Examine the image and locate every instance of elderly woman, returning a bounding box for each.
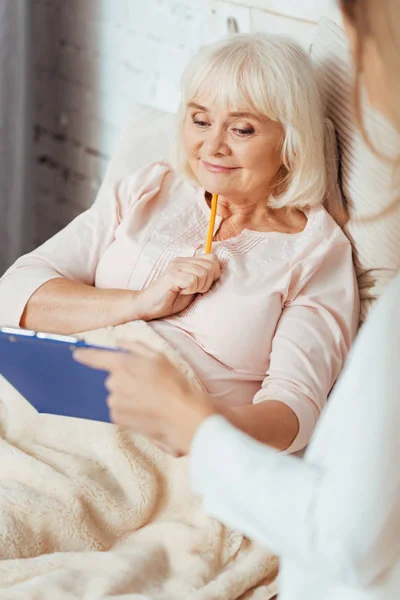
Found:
[0,33,358,453]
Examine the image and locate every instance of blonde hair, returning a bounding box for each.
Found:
[340,0,400,219]
[172,33,327,210]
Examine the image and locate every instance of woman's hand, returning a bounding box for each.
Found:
[74,340,216,454]
[138,254,220,321]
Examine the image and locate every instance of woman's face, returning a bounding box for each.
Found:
[183,98,284,200]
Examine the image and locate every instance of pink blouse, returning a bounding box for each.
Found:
[0,162,359,452]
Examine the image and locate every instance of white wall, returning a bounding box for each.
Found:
[32,0,338,246]
[210,0,339,46]
[32,0,208,245]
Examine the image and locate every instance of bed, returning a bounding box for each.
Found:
[0,7,399,599]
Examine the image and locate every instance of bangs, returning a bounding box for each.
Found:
[182,43,278,121]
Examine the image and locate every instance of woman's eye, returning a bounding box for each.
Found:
[193,119,209,128]
[233,127,255,137]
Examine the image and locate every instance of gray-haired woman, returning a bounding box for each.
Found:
[0,34,358,455]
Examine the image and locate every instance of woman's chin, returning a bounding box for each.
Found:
[197,174,236,196]
[205,185,233,196]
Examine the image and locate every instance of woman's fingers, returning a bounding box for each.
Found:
[74,348,127,371]
[74,342,156,380]
[173,254,220,279]
[115,338,158,359]
[169,254,221,294]
[108,389,166,426]
[181,258,218,293]
[177,264,208,293]
[142,253,221,318]
[105,371,133,394]
[169,270,201,295]
[109,403,172,443]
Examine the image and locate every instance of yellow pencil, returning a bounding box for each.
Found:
[205,194,218,254]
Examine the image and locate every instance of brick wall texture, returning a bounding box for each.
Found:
[32,0,208,246]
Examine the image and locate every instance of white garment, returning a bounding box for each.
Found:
[190,272,400,599]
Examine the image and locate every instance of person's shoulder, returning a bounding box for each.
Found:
[116,161,180,211]
[291,204,355,291]
[116,161,201,221]
[311,204,352,248]
[119,160,175,193]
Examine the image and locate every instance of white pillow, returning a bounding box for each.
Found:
[97,104,175,197]
[311,17,400,320]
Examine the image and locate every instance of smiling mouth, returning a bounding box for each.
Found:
[202,160,240,173]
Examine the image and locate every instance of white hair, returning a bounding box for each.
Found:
[172,33,327,209]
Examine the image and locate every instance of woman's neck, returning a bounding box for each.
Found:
[206,191,270,223]
[204,192,308,238]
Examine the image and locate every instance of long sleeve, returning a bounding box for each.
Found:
[253,241,359,452]
[190,274,400,589]
[0,162,167,327]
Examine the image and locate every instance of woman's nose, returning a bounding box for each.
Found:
[204,128,230,156]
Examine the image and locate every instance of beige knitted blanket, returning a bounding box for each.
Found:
[0,321,278,599]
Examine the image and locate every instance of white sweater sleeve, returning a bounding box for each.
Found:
[190,275,400,589]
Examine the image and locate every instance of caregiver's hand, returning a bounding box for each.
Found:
[74,340,216,454]
[138,254,220,320]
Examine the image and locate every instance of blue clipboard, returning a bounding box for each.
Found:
[0,327,121,422]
